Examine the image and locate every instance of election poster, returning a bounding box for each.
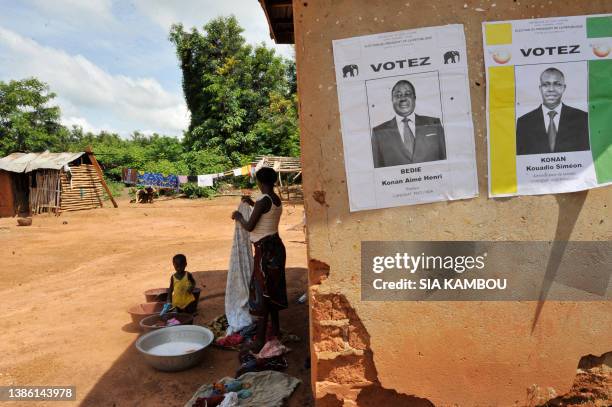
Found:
[332,25,478,212]
[483,14,612,197]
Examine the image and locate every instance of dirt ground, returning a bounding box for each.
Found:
[0,194,312,407]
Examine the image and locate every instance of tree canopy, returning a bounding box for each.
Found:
[0,78,67,156]
[0,16,299,180]
[169,16,299,164]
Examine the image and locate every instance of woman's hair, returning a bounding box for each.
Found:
[256,167,277,186]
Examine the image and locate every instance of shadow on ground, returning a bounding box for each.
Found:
[81,267,312,407]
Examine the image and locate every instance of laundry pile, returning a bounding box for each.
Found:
[207,314,300,351]
[235,339,291,377]
[215,324,257,348]
[184,371,301,407]
[192,379,252,407]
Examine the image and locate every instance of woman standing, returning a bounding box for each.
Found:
[231,167,287,352]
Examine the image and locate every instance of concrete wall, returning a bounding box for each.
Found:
[293,0,612,405]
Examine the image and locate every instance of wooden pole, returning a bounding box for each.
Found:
[85,147,118,208]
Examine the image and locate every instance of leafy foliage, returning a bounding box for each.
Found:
[181,183,216,199]
[0,17,300,191]
[169,16,299,162]
[103,178,124,200]
[0,78,68,156]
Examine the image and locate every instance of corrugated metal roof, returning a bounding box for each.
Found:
[0,151,85,173]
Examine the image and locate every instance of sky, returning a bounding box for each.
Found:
[0,0,294,138]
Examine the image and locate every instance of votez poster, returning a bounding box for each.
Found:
[332,25,478,212]
[483,14,612,197]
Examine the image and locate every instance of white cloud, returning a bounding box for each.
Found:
[0,26,189,136]
[132,0,294,59]
[61,116,109,134]
[27,0,115,27]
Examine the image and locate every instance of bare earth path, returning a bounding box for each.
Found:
[0,195,312,406]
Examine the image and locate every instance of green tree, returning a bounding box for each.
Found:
[169,16,300,162]
[0,78,67,156]
[169,16,248,152]
[248,92,300,157]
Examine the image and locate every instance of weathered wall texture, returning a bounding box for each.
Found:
[0,171,15,218]
[294,0,612,405]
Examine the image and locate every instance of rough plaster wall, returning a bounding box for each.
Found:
[294,0,612,405]
[0,171,15,218]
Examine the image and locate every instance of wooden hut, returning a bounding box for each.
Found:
[254,156,302,200]
[0,151,116,216]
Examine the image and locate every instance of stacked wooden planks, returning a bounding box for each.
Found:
[30,170,61,215]
[60,164,104,212]
[253,156,302,201]
[254,156,301,173]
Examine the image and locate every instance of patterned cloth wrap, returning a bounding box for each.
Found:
[137,172,179,190]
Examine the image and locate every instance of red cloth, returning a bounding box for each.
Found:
[215,332,244,347]
[254,338,289,359]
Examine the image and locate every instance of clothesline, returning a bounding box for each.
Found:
[123,156,301,189]
[195,164,254,187]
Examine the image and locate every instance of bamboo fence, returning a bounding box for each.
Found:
[29,170,61,215]
[59,164,104,212]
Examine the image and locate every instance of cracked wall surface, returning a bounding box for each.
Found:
[294,0,612,405]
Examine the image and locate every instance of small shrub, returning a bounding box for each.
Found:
[181,183,216,199]
[103,179,124,200]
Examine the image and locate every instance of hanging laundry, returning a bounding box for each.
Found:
[232,168,241,177]
[197,174,215,187]
[178,175,188,184]
[137,172,179,190]
[240,165,250,176]
[122,168,138,185]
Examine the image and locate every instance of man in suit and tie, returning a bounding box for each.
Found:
[371,79,446,168]
[516,67,590,155]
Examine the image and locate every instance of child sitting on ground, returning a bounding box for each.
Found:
[166,254,198,314]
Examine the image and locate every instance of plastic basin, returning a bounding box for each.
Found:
[144,288,168,303]
[127,302,164,325]
[139,312,194,333]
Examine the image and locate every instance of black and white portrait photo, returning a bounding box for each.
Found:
[368,75,447,168]
[333,24,477,210]
[515,64,590,155]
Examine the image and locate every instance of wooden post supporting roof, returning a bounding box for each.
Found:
[85,147,118,208]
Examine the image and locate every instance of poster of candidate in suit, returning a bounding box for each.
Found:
[483,14,612,198]
[369,75,446,168]
[333,24,478,211]
[515,64,590,155]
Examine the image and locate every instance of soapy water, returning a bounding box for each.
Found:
[148,341,204,356]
